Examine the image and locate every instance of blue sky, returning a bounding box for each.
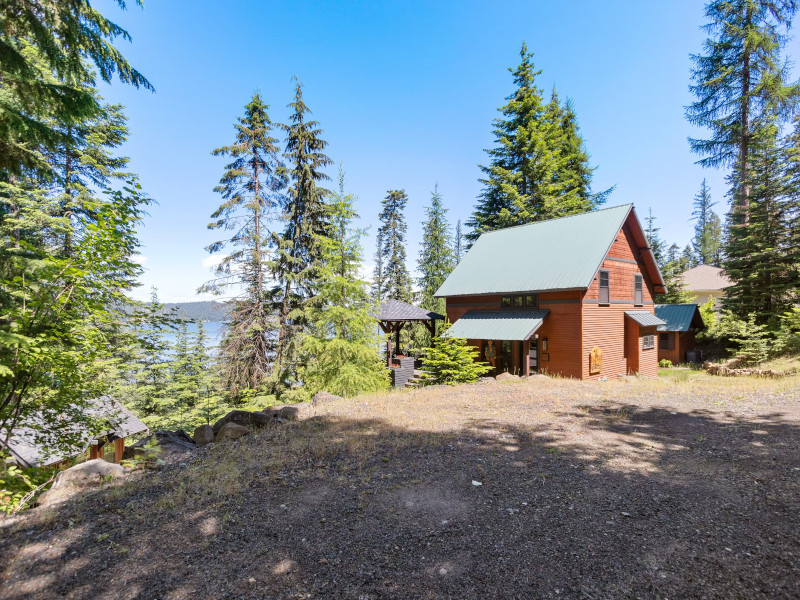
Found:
[95,1,800,302]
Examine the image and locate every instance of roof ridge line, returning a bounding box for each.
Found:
[478,203,634,237]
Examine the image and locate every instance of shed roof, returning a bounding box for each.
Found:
[376,299,444,322]
[1,396,148,468]
[679,265,732,292]
[655,304,705,332]
[445,310,549,341]
[624,311,666,328]
[435,204,666,297]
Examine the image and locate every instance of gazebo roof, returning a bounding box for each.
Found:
[376,299,444,322]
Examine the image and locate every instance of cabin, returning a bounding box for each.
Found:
[654,303,705,364]
[679,265,732,309]
[435,204,667,379]
[1,396,148,469]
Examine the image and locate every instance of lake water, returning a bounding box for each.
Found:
[161,321,225,350]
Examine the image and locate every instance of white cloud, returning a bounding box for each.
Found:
[202,253,225,268]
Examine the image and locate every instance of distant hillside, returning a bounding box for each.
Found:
[161,301,230,321]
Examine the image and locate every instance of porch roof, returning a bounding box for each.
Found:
[445,309,550,341]
[654,304,705,332]
[624,310,666,328]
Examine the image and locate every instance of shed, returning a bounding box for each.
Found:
[1,396,148,468]
[654,304,705,364]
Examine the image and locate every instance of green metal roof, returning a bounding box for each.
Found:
[445,310,549,341]
[624,311,666,328]
[435,204,634,297]
[655,304,704,332]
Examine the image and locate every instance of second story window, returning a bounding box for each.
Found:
[599,269,610,304]
[634,274,643,306]
[500,294,539,310]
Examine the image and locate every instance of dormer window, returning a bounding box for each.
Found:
[500,294,539,310]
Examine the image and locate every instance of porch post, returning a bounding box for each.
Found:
[395,324,401,356]
[114,438,125,464]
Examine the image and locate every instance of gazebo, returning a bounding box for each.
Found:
[375,299,445,367]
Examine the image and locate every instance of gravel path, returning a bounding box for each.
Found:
[1,375,799,599]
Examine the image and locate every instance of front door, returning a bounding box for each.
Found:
[528,338,539,373]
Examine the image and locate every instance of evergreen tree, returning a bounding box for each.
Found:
[271,81,332,393]
[417,185,454,320]
[375,189,412,302]
[687,0,799,221]
[644,208,666,266]
[201,93,285,396]
[658,244,697,304]
[724,118,797,322]
[372,228,385,302]
[0,1,152,176]
[299,170,387,398]
[420,326,492,385]
[467,43,605,242]
[690,179,724,266]
[454,219,464,263]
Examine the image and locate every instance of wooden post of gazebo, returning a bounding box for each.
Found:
[375,299,445,373]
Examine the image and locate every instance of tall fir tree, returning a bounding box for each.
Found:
[417,185,454,320]
[454,219,464,264]
[201,93,285,397]
[687,0,799,222]
[270,80,332,393]
[299,170,387,398]
[690,179,724,266]
[375,189,412,302]
[467,43,606,242]
[644,207,666,266]
[724,118,798,322]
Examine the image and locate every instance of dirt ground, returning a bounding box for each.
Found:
[2,374,799,599]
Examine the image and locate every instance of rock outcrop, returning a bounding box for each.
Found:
[37,459,127,507]
[193,424,215,446]
[215,422,251,442]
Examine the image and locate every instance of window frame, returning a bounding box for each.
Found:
[634,274,643,306]
[642,334,656,350]
[659,332,674,351]
[598,269,610,305]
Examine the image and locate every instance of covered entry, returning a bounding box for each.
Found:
[446,310,550,376]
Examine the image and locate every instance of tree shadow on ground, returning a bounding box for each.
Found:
[2,401,799,599]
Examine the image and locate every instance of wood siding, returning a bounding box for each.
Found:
[585,223,655,304]
[658,331,697,364]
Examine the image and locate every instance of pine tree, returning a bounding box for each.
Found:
[467,43,605,242]
[299,170,387,398]
[375,189,412,302]
[0,1,152,176]
[270,80,332,393]
[417,185,454,319]
[725,118,797,322]
[420,326,492,385]
[372,228,385,302]
[454,219,464,263]
[687,0,799,222]
[201,93,285,396]
[644,208,666,266]
[690,179,724,265]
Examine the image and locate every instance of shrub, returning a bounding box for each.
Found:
[719,312,771,365]
[420,327,492,385]
[659,359,673,368]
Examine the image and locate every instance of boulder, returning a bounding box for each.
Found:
[37,459,127,507]
[212,410,274,435]
[312,391,343,407]
[274,403,312,421]
[193,424,215,447]
[123,429,197,461]
[495,372,520,382]
[215,422,251,442]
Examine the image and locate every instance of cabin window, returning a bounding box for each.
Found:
[659,332,674,350]
[599,269,610,304]
[524,294,538,308]
[642,334,655,350]
[513,295,523,308]
[634,274,643,306]
[501,296,512,309]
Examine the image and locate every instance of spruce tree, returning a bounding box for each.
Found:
[0,1,152,176]
[687,0,799,221]
[270,81,332,393]
[375,189,412,302]
[299,170,387,398]
[417,185,454,320]
[454,219,464,264]
[690,179,724,266]
[201,93,285,397]
[644,208,666,266]
[725,118,797,323]
[467,43,605,242]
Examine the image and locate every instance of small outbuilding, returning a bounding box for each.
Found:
[654,304,705,364]
[1,396,148,469]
